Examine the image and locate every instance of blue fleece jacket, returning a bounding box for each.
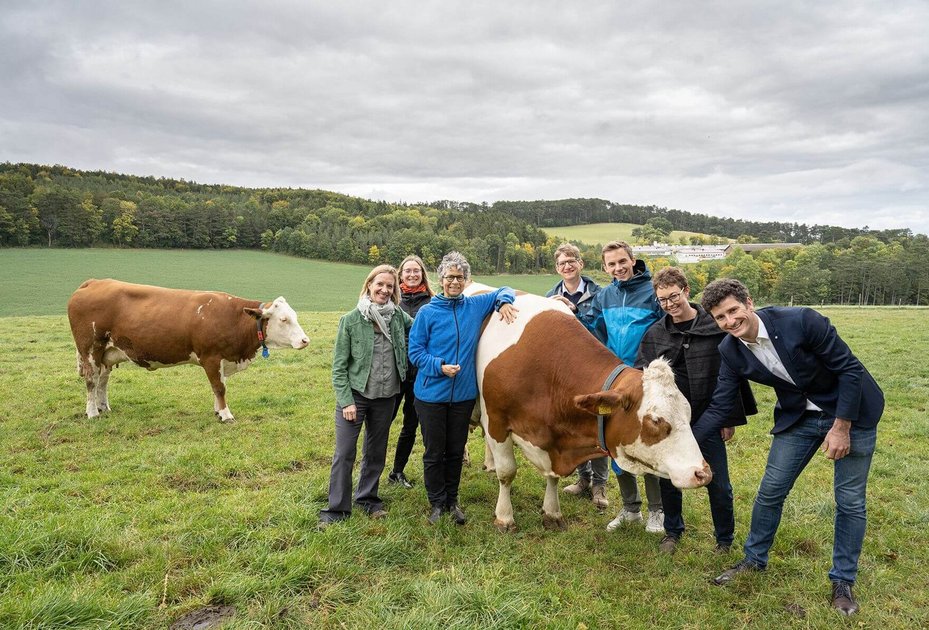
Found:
[580,260,662,365]
[409,286,516,403]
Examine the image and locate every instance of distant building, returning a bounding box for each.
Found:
[633,242,803,263]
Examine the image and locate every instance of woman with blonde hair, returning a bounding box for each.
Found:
[320,264,414,527]
[386,255,435,489]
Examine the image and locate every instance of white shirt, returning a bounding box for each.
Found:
[740,316,821,411]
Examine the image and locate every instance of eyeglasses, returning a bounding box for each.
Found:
[656,292,683,306]
[443,275,465,283]
[556,258,579,268]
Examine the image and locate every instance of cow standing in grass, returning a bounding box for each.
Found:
[470,285,711,532]
[67,278,309,421]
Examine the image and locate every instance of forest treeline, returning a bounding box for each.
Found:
[1,162,927,305]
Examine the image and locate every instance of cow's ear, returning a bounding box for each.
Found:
[574,391,623,416]
[614,378,642,411]
[244,306,263,319]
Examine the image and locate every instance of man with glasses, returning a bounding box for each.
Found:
[581,240,665,534]
[635,267,756,555]
[694,278,883,616]
[546,243,608,509]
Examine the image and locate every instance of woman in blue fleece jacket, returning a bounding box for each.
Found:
[408,251,517,525]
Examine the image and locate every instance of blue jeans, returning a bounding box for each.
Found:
[661,429,734,545]
[743,412,877,584]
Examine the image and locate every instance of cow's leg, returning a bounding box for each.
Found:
[490,436,518,533]
[541,476,567,531]
[94,366,112,413]
[202,358,234,422]
[483,431,496,472]
[78,349,102,418]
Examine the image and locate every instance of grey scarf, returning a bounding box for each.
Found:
[357,294,396,343]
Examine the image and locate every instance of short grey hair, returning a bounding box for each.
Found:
[437,251,471,280]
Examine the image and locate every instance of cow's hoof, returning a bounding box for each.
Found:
[493,519,517,533]
[542,514,567,531]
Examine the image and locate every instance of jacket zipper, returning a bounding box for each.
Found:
[448,299,460,403]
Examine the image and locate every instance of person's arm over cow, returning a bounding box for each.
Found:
[467,285,518,323]
[691,358,743,445]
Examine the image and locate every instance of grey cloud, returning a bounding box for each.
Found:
[1,1,927,233]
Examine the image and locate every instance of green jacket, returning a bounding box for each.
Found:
[332,307,414,408]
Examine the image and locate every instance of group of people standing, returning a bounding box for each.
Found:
[320,240,882,617]
[549,239,882,616]
[320,252,516,529]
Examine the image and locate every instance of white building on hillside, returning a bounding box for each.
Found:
[632,242,802,263]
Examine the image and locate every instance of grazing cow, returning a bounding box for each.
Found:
[67,279,310,421]
[474,290,711,532]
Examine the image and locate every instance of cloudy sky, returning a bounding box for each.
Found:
[2,1,927,234]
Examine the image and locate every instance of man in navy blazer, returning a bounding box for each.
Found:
[692,279,882,616]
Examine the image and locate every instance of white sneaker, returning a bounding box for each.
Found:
[606,509,643,532]
[645,509,665,534]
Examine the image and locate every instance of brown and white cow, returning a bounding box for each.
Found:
[67,279,310,421]
[472,286,711,532]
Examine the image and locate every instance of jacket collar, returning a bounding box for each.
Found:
[661,303,720,336]
[610,260,651,289]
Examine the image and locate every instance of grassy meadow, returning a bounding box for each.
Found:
[543,223,727,247]
[1,248,928,628]
[0,249,562,317]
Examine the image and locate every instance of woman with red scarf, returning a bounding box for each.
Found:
[386,255,435,489]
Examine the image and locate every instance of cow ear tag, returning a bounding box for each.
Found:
[598,404,612,415]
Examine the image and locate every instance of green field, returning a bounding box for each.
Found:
[1,249,927,628]
[0,249,564,317]
[544,222,728,246]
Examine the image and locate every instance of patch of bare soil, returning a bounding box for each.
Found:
[169,605,236,630]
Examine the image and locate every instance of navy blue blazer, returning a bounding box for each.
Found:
[691,306,883,444]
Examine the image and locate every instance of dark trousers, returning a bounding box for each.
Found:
[415,398,475,508]
[660,429,734,545]
[319,392,395,523]
[390,379,420,475]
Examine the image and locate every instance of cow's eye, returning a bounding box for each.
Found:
[280,316,288,323]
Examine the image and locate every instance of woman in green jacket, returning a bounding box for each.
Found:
[319,264,413,527]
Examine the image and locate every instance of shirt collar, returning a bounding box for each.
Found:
[740,314,768,348]
[562,277,585,296]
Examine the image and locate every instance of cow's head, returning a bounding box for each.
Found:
[245,297,310,349]
[574,359,711,489]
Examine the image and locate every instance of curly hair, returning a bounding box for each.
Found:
[437,251,471,281]
[700,278,750,312]
[653,266,689,291]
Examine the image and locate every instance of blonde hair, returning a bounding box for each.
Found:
[398,255,435,296]
[601,240,635,263]
[554,242,581,261]
[360,264,401,304]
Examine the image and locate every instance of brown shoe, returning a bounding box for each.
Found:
[448,504,467,525]
[831,581,859,616]
[712,559,764,585]
[563,477,590,496]
[591,484,610,509]
[658,535,679,554]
